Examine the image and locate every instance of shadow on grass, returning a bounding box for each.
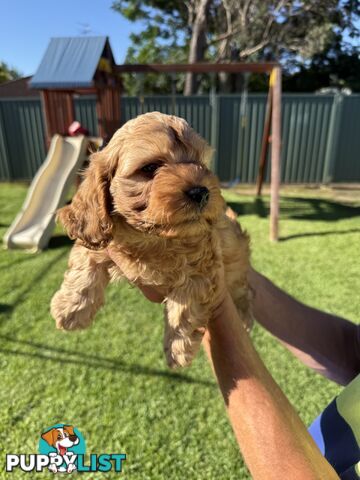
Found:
[0,250,66,318]
[48,235,73,249]
[227,196,360,222]
[280,228,360,242]
[227,197,269,218]
[0,254,37,272]
[227,196,360,241]
[0,304,13,314]
[281,197,360,221]
[0,335,215,387]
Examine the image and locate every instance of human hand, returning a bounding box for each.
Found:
[107,246,164,303]
[107,243,229,320]
[134,284,164,303]
[107,245,227,316]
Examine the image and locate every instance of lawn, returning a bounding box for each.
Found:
[0,183,359,479]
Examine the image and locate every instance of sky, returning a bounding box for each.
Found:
[1,1,359,77]
[0,0,144,76]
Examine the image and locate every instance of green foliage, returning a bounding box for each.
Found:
[0,61,21,84]
[112,0,360,93]
[283,37,360,92]
[113,1,188,94]
[1,183,358,478]
[123,36,187,95]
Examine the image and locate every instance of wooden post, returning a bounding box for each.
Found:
[40,90,75,147]
[96,88,105,139]
[65,91,75,129]
[40,90,52,148]
[256,79,273,196]
[270,66,281,242]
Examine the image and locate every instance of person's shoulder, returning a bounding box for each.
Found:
[336,373,360,427]
[309,373,360,478]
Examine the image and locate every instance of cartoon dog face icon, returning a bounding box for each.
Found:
[41,425,79,473]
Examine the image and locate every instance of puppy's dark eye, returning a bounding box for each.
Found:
[141,163,161,177]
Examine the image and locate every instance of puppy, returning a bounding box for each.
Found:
[51,112,252,368]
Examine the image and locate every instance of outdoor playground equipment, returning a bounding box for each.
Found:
[29,36,121,146]
[4,36,119,251]
[31,36,281,241]
[116,62,282,241]
[4,36,282,248]
[4,135,89,251]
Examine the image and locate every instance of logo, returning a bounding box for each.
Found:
[6,423,126,474]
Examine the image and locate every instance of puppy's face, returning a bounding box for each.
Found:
[59,112,224,248]
[110,113,224,237]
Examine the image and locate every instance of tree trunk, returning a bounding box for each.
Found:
[218,43,244,93]
[184,0,210,96]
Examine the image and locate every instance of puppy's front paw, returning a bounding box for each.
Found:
[50,290,95,331]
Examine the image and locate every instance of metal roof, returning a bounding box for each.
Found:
[30,36,109,89]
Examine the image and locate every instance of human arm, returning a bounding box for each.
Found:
[137,265,360,384]
[249,268,360,386]
[106,247,339,478]
[203,292,339,480]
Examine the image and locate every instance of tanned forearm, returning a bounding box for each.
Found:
[249,269,360,385]
[203,293,339,480]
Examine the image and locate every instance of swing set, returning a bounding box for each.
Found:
[116,62,282,241]
[32,37,281,241]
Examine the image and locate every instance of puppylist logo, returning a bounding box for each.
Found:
[6,424,126,474]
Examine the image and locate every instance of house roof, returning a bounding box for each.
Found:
[0,76,39,98]
[30,36,111,89]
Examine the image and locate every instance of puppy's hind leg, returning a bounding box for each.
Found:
[164,299,208,368]
[51,243,112,331]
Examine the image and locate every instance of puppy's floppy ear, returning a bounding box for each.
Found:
[58,150,117,250]
[41,428,57,447]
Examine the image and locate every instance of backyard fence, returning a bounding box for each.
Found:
[0,94,359,183]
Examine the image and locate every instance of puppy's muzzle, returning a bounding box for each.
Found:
[186,186,209,209]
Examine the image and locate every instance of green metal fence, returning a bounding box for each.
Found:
[333,95,360,182]
[0,98,46,180]
[1,94,359,183]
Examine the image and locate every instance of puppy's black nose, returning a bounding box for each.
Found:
[186,186,209,207]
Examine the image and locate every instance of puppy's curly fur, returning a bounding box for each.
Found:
[51,112,252,368]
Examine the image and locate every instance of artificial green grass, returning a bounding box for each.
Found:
[0,183,359,479]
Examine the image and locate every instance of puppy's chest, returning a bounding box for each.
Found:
[111,237,220,289]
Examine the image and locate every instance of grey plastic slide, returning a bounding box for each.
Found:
[4,135,88,251]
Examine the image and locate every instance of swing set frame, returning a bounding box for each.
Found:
[116,62,281,241]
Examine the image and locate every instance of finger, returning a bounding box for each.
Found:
[107,246,122,266]
[107,247,164,303]
[136,284,164,303]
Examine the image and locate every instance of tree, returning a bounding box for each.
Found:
[0,62,21,84]
[112,0,360,94]
[183,0,211,94]
[112,1,188,95]
[283,37,360,92]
